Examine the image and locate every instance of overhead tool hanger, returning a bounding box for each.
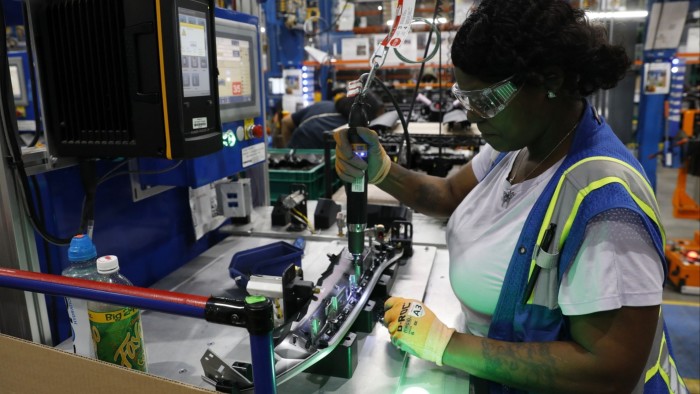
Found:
[344,0,441,264]
[345,0,442,173]
[348,0,441,99]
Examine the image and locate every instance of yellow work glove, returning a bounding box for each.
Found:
[384,297,455,366]
[333,127,391,185]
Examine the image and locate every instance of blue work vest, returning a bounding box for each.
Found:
[472,102,687,394]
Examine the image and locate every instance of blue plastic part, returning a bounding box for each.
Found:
[68,234,97,262]
[229,241,303,288]
[293,237,306,251]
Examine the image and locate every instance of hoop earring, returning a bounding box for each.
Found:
[547,91,557,99]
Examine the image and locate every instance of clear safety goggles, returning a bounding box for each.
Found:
[451,76,522,119]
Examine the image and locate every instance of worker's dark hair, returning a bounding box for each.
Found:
[451,0,631,96]
[335,91,385,120]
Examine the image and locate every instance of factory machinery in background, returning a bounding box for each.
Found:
[264,0,482,180]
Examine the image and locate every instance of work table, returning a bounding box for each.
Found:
[57,202,468,393]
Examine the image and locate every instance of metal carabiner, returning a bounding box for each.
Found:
[361,44,389,94]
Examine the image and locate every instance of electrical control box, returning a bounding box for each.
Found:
[27,0,221,159]
[137,8,267,188]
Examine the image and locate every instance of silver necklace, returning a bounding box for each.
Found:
[501,122,579,208]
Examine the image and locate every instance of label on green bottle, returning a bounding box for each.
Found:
[88,306,147,371]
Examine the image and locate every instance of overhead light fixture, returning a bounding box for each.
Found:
[586,10,648,19]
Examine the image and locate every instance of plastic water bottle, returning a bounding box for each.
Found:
[61,234,98,357]
[88,255,147,372]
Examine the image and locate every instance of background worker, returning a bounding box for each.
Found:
[277,90,384,149]
[334,0,687,392]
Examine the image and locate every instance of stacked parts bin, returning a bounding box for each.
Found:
[268,149,341,204]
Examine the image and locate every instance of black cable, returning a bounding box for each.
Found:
[362,75,410,164]
[77,159,182,234]
[78,159,97,234]
[437,12,444,160]
[98,159,183,185]
[22,1,43,148]
[27,129,40,148]
[404,0,444,168]
[98,159,129,183]
[76,159,126,236]
[0,3,72,246]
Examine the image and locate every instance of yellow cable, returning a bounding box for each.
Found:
[291,208,314,233]
[291,213,314,233]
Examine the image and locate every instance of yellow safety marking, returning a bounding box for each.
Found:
[244,118,254,139]
[645,332,666,382]
[155,0,173,159]
[644,332,688,393]
[662,300,700,307]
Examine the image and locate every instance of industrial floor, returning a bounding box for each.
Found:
[655,166,700,394]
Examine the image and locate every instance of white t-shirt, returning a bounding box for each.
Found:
[446,144,664,337]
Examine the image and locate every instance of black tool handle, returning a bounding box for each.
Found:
[345,96,371,256]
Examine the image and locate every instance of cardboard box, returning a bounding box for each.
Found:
[0,334,209,393]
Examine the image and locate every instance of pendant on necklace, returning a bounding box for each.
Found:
[502,189,516,208]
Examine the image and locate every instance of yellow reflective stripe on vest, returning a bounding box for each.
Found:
[528,156,666,288]
[560,176,664,249]
[526,156,664,303]
[640,310,687,393]
[523,155,687,393]
[645,330,688,393]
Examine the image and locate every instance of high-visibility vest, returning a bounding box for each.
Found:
[472,102,687,394]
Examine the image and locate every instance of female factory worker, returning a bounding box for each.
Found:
[334,0,687,393]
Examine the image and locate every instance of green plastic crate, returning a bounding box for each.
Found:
[268,149,341,204]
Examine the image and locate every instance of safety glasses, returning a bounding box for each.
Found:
[451,75,522,119]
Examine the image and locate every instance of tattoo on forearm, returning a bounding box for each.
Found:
[481,338,557,387]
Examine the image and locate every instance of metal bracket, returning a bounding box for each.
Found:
[200,348,252,389]
[128,159,173,202]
